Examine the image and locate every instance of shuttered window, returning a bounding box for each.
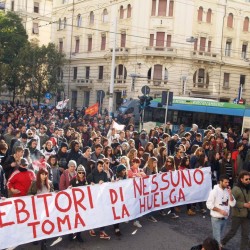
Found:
[150,34,154,46]
[158,0,167,16]
[208,41,211,52]
[121,33,126,47]
[127,4,132,18]
[153,65,163,80]
[169,1,174,17]
[75,38,79,53]
[151,0,156,16]
[206,9,212,23]
[156,32,165,47]
[200,37,206,51]
[101,35,106,50]
[243,17,249,32]
[88,37,92,51]
[198,7,203,22]
[227,13,233,28]
[166,35,171,47]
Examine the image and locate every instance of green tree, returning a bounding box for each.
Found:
[19,42,67,105]
[0,12,28,101]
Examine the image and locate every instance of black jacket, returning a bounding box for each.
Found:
[87,168,108,184]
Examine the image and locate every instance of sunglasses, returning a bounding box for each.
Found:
[244,178,250,181]
[78,172,85,174]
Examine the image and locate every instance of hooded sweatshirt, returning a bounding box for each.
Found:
[206,184,236,218]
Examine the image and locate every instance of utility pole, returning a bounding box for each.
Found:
[108,18,117,119]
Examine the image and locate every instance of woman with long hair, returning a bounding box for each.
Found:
[179,156,196,216]
[143,157,158,222]
[47,155,60,191]
[144,142,154,157]
[127,148,138,165]
[161,156,179,218]
[120,156,130,170]
[157,146,167,172]
[28,168,54,250]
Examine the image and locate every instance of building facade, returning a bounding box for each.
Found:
[0,0,53,46]
[24,0,250,109]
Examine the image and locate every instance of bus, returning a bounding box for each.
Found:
[144,96,250,133]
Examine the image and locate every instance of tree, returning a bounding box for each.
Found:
[0,12,28,101]
[19,42,67,105]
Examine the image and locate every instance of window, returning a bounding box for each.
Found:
[86,66,90,79]
[114,64,127,80]
[194,39,198,51]
[88,36,92,51]
[151,0,156,16]
[32,23,39,34]
[11,1,14,11]
[227,13,233,28]
[225,40,232,56]
[243,17,249,32]
[103,9,108,23]
[34,2,39,13]
[240,75,246,85]
[158,0,167,16]
[242,44,247,59]
[200,37,206,51]
[73,67,77,80]
[99,66,104,80]
[153,65,163,80]
[59,40,63,53]
[127,4,132,18]
[83,91,90,107]
[58,18,62,30]
[120,6,124,19]
[77,14,82,27]
[156,32,165,47]
[149,34,154,46]
[208,41,212,52]
[101,34,106,50]
[206,9,212,23]
[169,0,174,17]
[193,69,209,87]
[166,35,171,47]
[90,11,94,25]
[121,33,126,47]
[64,17,67,29]
[198,7,203,22]
[223,73,230,88]
[75,38,80,53]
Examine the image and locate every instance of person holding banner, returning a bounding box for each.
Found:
[68,164,87,242]
[87,159,111,240]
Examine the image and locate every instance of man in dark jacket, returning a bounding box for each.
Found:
[67,140,82,164]
[221,171,250,250]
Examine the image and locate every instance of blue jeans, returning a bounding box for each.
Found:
[211,217,227,244]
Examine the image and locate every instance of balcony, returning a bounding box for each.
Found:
[109,47,129,58]
[147,79,168,87]
[73,79,93,88]
[191,51,218,62]
[142,46,177,58]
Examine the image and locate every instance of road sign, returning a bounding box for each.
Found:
[45,93,52,100]
[141,85,150,95]
[97,90,105,101]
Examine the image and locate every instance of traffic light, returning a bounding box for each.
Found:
[145,96,153,107]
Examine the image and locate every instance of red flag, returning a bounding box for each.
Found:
[85,103,99,116]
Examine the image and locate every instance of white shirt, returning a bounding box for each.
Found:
[206,184,236,218]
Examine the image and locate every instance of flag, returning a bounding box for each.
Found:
[112,120,125,131]
[56,99,69,110]
[85,103,99,116]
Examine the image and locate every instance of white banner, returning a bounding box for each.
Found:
[0,168,212,249]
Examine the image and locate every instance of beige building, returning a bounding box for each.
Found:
[47,0,250,109]
[0,0,53,46]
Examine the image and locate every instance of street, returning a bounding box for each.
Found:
[10,206,240,250]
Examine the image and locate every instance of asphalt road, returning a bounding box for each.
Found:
[9,206,241,250]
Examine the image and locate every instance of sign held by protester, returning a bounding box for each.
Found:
[56,99,69,110]
[0,168,212,249]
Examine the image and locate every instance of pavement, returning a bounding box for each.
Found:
[8,206,241,250]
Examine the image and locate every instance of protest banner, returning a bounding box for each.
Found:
[85,103,99,116]
[112,120,125,131]
[0,168,211,249]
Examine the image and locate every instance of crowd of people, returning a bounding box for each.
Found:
[0,102,249,250]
